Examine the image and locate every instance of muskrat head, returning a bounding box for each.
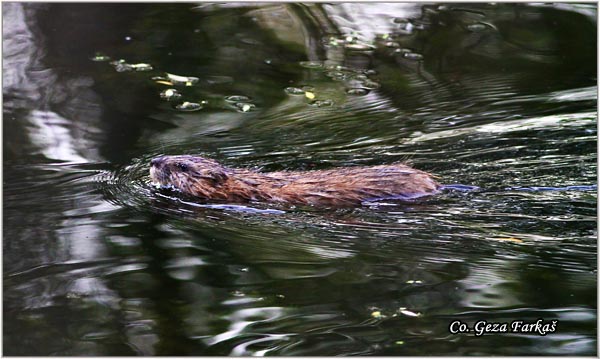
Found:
[149,155,230,198]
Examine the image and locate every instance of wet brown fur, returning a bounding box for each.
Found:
[150,155,441,207]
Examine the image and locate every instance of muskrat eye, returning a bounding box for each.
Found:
[176,163,189,171]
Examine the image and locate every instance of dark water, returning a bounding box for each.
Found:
[3,3,597,356]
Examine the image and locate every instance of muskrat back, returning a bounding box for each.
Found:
[149,155,441,207]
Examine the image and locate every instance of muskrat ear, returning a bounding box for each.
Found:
[208,169,228,184]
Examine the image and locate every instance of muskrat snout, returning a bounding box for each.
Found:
[149,155,176,186]
[150,156,163,166]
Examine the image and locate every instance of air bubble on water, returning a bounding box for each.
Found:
[235,102,255,112]
[225,95,251,103]
[394,19,413,31]
[406,280,423,284]
[385,41,401,48]
[310,99,334,107]
[344,42,375,51]
[66,292,81,299]
[466,22,489,32]
[403,52,424,61]
[130,63,153,71]
[361,80,381,90]
[325,64,350,72]
[91,53,111,62]
[231,290,245,297]
[110,59,131,72]
[398,308,421,317]
[125,36,132,41]
[165,73,199,86]
[325,71,347,81]
[394,19,414,33]
[394,48,411,54]
[114,64,133,72]
[299,61,324,69]
[264,59,272,64]
[285,87,305,95]
[109,59,153,72]
[347,88,370,96]
[160,88,182,101]
[175,101,203,112]
[328,37,340,46]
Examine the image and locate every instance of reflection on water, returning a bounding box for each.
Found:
[3,2,597,356]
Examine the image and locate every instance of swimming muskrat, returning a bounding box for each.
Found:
[149,155,441,207]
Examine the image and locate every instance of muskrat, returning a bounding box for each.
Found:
[149,155,441,207]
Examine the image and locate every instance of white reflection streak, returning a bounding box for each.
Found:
[3,3,42,101]
[323,3,422,41]
[4,4,120,333]
[203,307,285,348]
[27,110,89,163]
[232,334,290,356]
[406,112,596,144]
